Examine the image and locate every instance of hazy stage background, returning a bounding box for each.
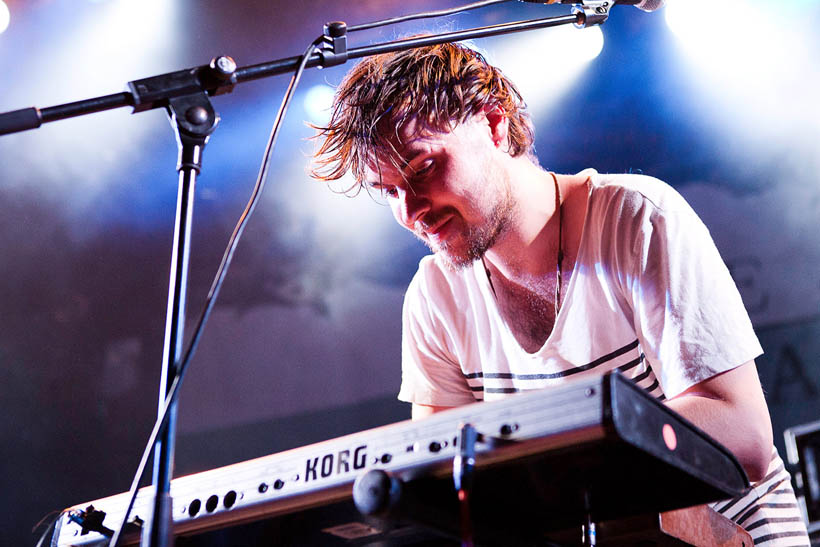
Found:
[0,1,818,545]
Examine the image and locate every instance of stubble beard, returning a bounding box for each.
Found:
[427,194,515,272]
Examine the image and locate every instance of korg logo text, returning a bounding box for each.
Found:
[304,445,367,482]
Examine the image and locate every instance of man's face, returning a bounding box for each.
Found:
[363,114,514,270]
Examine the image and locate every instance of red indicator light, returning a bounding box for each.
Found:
[662,424,677,451]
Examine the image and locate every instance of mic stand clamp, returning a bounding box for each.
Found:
[573,0,611,27]
[319,21,348,68]
[128,56,237,113]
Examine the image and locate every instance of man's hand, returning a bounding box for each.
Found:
[665,360,773,483]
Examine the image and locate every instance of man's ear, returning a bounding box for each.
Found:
[483,104,509,151]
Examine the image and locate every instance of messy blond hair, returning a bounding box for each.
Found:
[310,41,535,191]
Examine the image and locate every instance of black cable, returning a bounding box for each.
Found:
[100,1,546,545]
[348,0,511,32]
[33,510,62,547]
[106,35,323,547]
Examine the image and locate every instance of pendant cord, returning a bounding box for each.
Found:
[552,172,564,318]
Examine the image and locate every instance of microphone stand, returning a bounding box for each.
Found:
[140,63,229,547]
[0,3,613,547]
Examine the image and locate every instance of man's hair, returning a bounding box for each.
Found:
[310,41,535,191]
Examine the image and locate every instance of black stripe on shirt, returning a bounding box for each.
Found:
[617,354,645,373]
[757,502,799,510]
[734,478,789,526]
[715,495,743,516]
[744,516,807,532]
[485,387,519,394]
[631,366,652,384]
[463,339,640,381]
[716,462,786,515]
[753,530,811,545]
[642,377,660,394]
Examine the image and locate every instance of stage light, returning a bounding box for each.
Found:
[299,172,391,242]
[663,0,819,111]
[0,0,188,236]
[303,84,336,126]
[664,0,820,175]
[664,0,779,78]
[0,1,10,35]
[64,0,177,97]
[482,25,604,115]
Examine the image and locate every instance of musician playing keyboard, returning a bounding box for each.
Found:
[311,42,809,545]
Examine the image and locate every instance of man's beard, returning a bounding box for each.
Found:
[423,198,514,271]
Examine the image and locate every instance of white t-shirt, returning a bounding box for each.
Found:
[398,170,809,545]
[399,170,761,404]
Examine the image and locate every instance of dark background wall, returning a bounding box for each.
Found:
[0,1,818,545]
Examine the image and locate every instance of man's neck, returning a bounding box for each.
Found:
[483,162,563,284]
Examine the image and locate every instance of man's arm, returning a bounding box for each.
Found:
[411,403,450,420]
[665,360,773,483]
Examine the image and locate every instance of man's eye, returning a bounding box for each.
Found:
[368,183,398,198]
[414,159,435,177]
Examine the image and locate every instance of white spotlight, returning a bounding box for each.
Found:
[0,1,10,35]
[483,25,604,115]
[664,0,777,74]
[303,84,336,126]
[0,0,180,203]
[664,0,820,152]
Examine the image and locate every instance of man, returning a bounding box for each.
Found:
[312,42,809,545]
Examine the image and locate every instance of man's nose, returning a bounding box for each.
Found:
[399,188,431,227]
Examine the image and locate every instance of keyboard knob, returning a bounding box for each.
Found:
[353,470,402,516]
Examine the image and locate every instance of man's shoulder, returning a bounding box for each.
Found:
[581,170,705,257]
[589,170,690,214]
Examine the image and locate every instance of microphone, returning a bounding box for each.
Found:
[521,0,665,13]
[614,0,665,12]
